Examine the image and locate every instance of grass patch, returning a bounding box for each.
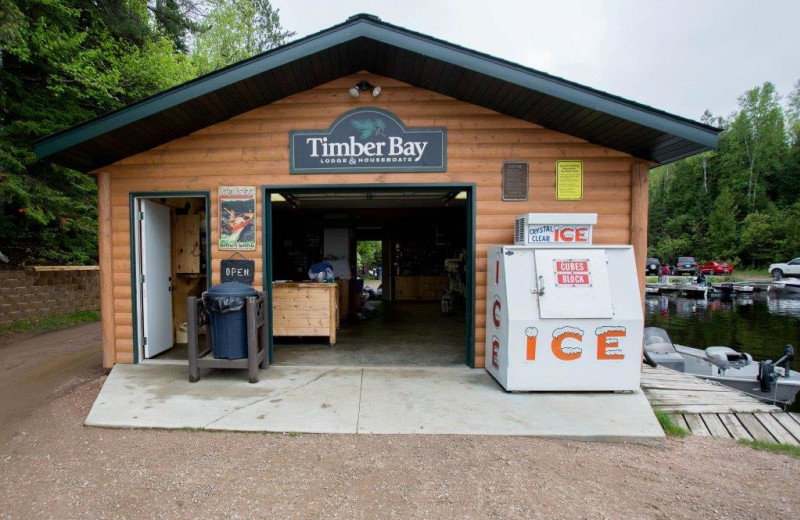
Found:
[654,409,688,437]
[730,269,772,281]
[0,309,101,335]
[738,439,800,457]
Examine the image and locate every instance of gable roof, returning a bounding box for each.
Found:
[35,13,720,172]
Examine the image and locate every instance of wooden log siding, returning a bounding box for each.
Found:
[98,171,116,369]
[98,73,642,367]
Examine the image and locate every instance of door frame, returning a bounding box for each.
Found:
[261,183,477,367]
[129,191,212,364]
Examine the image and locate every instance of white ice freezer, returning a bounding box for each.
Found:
[485,214,643,392]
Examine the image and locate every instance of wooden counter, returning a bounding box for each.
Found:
[272,282,338,346]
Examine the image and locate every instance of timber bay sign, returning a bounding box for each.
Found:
[290,107,446,173]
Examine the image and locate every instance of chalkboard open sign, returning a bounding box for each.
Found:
[221,259,255,285]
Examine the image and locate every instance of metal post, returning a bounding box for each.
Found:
[246,296,259,383]
[187,296,199,382]
[259,293,270,369]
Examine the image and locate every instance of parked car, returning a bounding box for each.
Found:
[768,258,800,279]
[671,256,698,276]
[645,258,662,276]
[698,260,734,276]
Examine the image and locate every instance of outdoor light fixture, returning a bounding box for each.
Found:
[349,80,381,98]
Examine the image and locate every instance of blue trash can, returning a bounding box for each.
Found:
[203,282,258,359]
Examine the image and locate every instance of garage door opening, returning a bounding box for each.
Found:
[265,185,474,367]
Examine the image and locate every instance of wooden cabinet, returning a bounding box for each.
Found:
[272,283,338,345]
[395,276,447,301]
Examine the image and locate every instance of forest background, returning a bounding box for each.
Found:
[1,1,798,268]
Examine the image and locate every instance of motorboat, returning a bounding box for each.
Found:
[644,327,800,407]
[779,279,800,294]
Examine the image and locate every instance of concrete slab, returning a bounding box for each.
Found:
[86,365,363,433]
[86,364,665,445]
[359,367,663,444]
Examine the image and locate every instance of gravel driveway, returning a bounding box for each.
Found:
[1,323,798,519]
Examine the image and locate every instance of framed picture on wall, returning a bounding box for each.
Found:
[219,186,256,251]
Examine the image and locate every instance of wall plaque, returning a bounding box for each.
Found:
[220,259,255,285]
[556,160,584,200]
[502,161,529,201]
[290,107,446,173]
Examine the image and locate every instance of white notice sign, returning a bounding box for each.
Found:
[527,224,592,245]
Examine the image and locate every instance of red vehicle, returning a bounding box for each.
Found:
[698,260,734,275]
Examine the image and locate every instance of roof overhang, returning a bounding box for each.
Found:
[35,14,720,172]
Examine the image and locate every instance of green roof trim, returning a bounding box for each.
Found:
[35,13,719,171]
[35,16,366,160]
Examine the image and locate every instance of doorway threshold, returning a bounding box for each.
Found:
[140,358,187,366]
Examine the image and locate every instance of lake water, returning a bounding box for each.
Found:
[645,292,800,411]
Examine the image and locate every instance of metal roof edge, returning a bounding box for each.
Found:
[354,20,720,148]
[34,16,369,159]
[35,13,720,162]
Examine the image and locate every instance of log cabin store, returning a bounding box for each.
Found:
[35,14,718,371]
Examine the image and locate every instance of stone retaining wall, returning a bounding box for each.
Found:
[0,267,100,327]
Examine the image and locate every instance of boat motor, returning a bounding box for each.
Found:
[757,346,794,393]
[758,361,776,393]
[775,344,794,375]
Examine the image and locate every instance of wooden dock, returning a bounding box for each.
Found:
[645,280,777,296]
[646,282,708,298]
[641,365,800,445]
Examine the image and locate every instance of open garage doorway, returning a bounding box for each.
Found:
[263,184,475,367]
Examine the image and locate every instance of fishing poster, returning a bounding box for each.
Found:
[218,186,256,251]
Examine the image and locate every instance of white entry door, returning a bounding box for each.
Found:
[140,199,173,358]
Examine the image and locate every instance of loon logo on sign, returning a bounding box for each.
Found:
[290,107,447,173]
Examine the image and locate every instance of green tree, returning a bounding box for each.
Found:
[707,187,738,260]
[729,82,788,210]
[739,212,778,268]
[785,81,800,204]
[0,0,195,264]
[357,241,382,276]
[776,201,800,259]
[649,80,799,269]
[146,0,203,53]
[192,0,294,74]
[1,0,293,265]
[654,237,692,265]
[786,80,800,145]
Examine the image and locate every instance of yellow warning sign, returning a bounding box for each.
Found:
[556,160,583,200]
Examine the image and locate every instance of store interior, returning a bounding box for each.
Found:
[269,189,470,366]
